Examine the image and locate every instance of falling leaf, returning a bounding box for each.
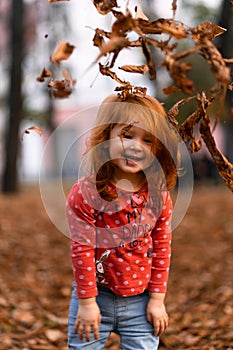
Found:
[50,41,75,64]
[92,0,118,15]
[192,22,226,42]
[163,85,180,95]
[48,79,73,98]
[36,67,52,82]
[118,64,149,74]
[22,126,43,139]
[200,114,233,192]
[141,39,156,80]
[172,0,178,17]
[157,21,188,39]
[94,36,130,63]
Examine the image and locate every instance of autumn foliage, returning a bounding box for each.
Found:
[36,0,233,191]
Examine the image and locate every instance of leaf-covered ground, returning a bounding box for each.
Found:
[0,183,232,350]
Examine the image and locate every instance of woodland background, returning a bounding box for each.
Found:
[0,0,233,349]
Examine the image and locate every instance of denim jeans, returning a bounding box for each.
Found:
[68,282,159,350]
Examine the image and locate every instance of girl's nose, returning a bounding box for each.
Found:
[129,140,143,151]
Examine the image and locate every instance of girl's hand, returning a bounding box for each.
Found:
[146,294,169,336]
[75,298,101,342]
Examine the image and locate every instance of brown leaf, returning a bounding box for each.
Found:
[141,38,156,80]
[48,79,73,98]
[22,126,43,139]
[167,95,196,129]
[157,21,188,39]
[45,329,64,343]
[172,0,178,17]
[163,85,180,95]
[137,18,171,35]
[94,36,130,63]
[192,22,226,42]
[50,41,75,64]
[99,63,126,85]
[118,64,149,74]
[92,0,118,15]
[93,32,105,49]
[36,67,52,82]
[111,11,136,37]
[200,114,233,192]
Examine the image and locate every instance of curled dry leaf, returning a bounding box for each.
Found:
[200,115,233,192]
[99,63,126,85]
[48,79,73,98]
[192,22,226,42]
[141,39,156,80]
[92,0,118,15]
[22,126,43,139]
[118,64,149,74]
[50,41,75,64]
[36,67,52,82]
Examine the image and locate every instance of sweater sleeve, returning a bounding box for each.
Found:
[148,191,173,294]
[66,181,98,298]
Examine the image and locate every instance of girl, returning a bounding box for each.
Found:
[66,93,180,349]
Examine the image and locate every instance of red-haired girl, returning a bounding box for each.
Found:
[66,93,179,349]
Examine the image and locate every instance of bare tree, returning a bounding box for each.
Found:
[2,0,24,193]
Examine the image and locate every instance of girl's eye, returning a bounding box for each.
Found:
[144,138,152,144]
[123,134,132,139]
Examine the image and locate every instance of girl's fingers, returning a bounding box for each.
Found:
[85,324,91,342]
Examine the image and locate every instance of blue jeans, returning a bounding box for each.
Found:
[68,282,159,350]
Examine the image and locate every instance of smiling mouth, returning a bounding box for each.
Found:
[123,154,144,162]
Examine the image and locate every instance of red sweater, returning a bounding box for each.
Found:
[66,178,173,298]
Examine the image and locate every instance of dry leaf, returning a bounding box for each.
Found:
[45,329,64,343]
[48,79,73,98]
[22,126,43,139]
[36,67,52,82]
[163,85,180,95]
[50,41,75,64]
[200,114,233,192]
[118,64,149,74]
[92,0,118,15]
[141,38,156,80]
[12,309,35,326]
[192,22,226,42]
[157,21,188,39]
[94,36,130,62]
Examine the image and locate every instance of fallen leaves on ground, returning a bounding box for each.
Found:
[0,183,232,349]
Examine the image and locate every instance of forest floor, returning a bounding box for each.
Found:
[0,182,232,350]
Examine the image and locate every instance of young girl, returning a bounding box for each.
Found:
[66,92,179,349]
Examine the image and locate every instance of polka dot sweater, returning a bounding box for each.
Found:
[66,178,173,298]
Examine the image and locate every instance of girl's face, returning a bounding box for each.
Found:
[108,123,155,181]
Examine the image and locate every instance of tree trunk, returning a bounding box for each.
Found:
[2,0,24,193]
